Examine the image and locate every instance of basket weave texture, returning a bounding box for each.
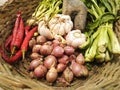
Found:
[0,0,120,90]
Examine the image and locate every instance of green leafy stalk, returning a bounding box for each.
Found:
[85,34,99,62]
[107,23,120,54]
[27,0,62,25]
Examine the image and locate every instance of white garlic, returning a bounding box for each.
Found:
[38,21,53,40]
[66,30,86,48]
[49,14,73,36]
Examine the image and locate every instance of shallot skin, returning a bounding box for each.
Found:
[46,67,58,83]
[36,35,47,45]
[44,55,57,69]
[64,46,75,55]
[76,53,85,65]
[32,45,41,53]
[57,63,66,72]
[29,38,36,48]
[40,44,53,56]
[34,65,47,78]
[30,53,42,60]
[51,46,64,57]
[29,59,41,70]
[63,67,74,83]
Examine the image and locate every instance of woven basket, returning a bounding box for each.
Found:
[0,0,120,90]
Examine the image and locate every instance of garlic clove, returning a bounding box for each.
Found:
[58,22,65,36]
[64,21,73,34]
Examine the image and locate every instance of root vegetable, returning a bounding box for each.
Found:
[76,53,85,65]
[29,59,42,70]
[44,55,57,69]
[32,45,41,53]
[30,53,42,60]
[29,38,36,48]
[40,44,53,55]
[66,30,86,48]
[51,46,64,57]
[64,46,75,55]
[58,55,69,64]
[44,41,52,45]
[70,60,82,77]
[63,67,74,83]
[52,39,60,48]
[56,77,70,86]
[34,65,47,78]
[80,65,89,77]
[69,54,76,62]
[46,67,58,83]
[36,35,47,45]
[57,63,66,73]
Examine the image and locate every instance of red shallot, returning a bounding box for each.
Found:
[46,67,58,83]
[51,46,64,57]
[40,44,53,55]
[64,46,75,55]
[29,38,36,49]
[58,55,69,65]
[34,65,47,78]
[57,63,66,73]
[36,35,47,45]
[29,59,42,70]
[70,60,82,77]
[44,55,57,69]
[63,67,74,83]
[32,45,41,53]
[76,53,85,65]
[30,53,42,60]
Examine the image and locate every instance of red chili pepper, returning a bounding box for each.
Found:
[10,12,21,52]
[4,35,12,51]
[0,46,22,63]
[25,25,31,36]
[21,26,38,59]
[12,17,25,54]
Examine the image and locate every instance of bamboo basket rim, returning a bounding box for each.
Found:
[0,0,120,90]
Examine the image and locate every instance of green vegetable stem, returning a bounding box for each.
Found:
[27,0,62,25]
[82,0,120,62]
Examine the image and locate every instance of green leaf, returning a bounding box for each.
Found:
[100,0,112,12]
[87,18,100,30]
[100,12,116,24]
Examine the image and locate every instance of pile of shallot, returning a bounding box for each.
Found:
[28,35,88,85]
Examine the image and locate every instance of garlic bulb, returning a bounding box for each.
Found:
[49,14,73,36]
[38,21,53,40]
[65,30,86,48]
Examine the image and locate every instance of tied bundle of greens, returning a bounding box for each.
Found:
[82,0,120,62]
[27,0,62,26]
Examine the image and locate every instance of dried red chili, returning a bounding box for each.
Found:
[0,46,22,63]
[21,26,38,59]
[4,35,12,51]
[12,16,25,54]
[10,12,21,52]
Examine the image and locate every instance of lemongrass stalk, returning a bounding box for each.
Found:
[107,23,120,54]
[85,34,99,62]
[105,50,111,62]
[95,53,105,63]
[98,45,106,53]
[97,24,108,47]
